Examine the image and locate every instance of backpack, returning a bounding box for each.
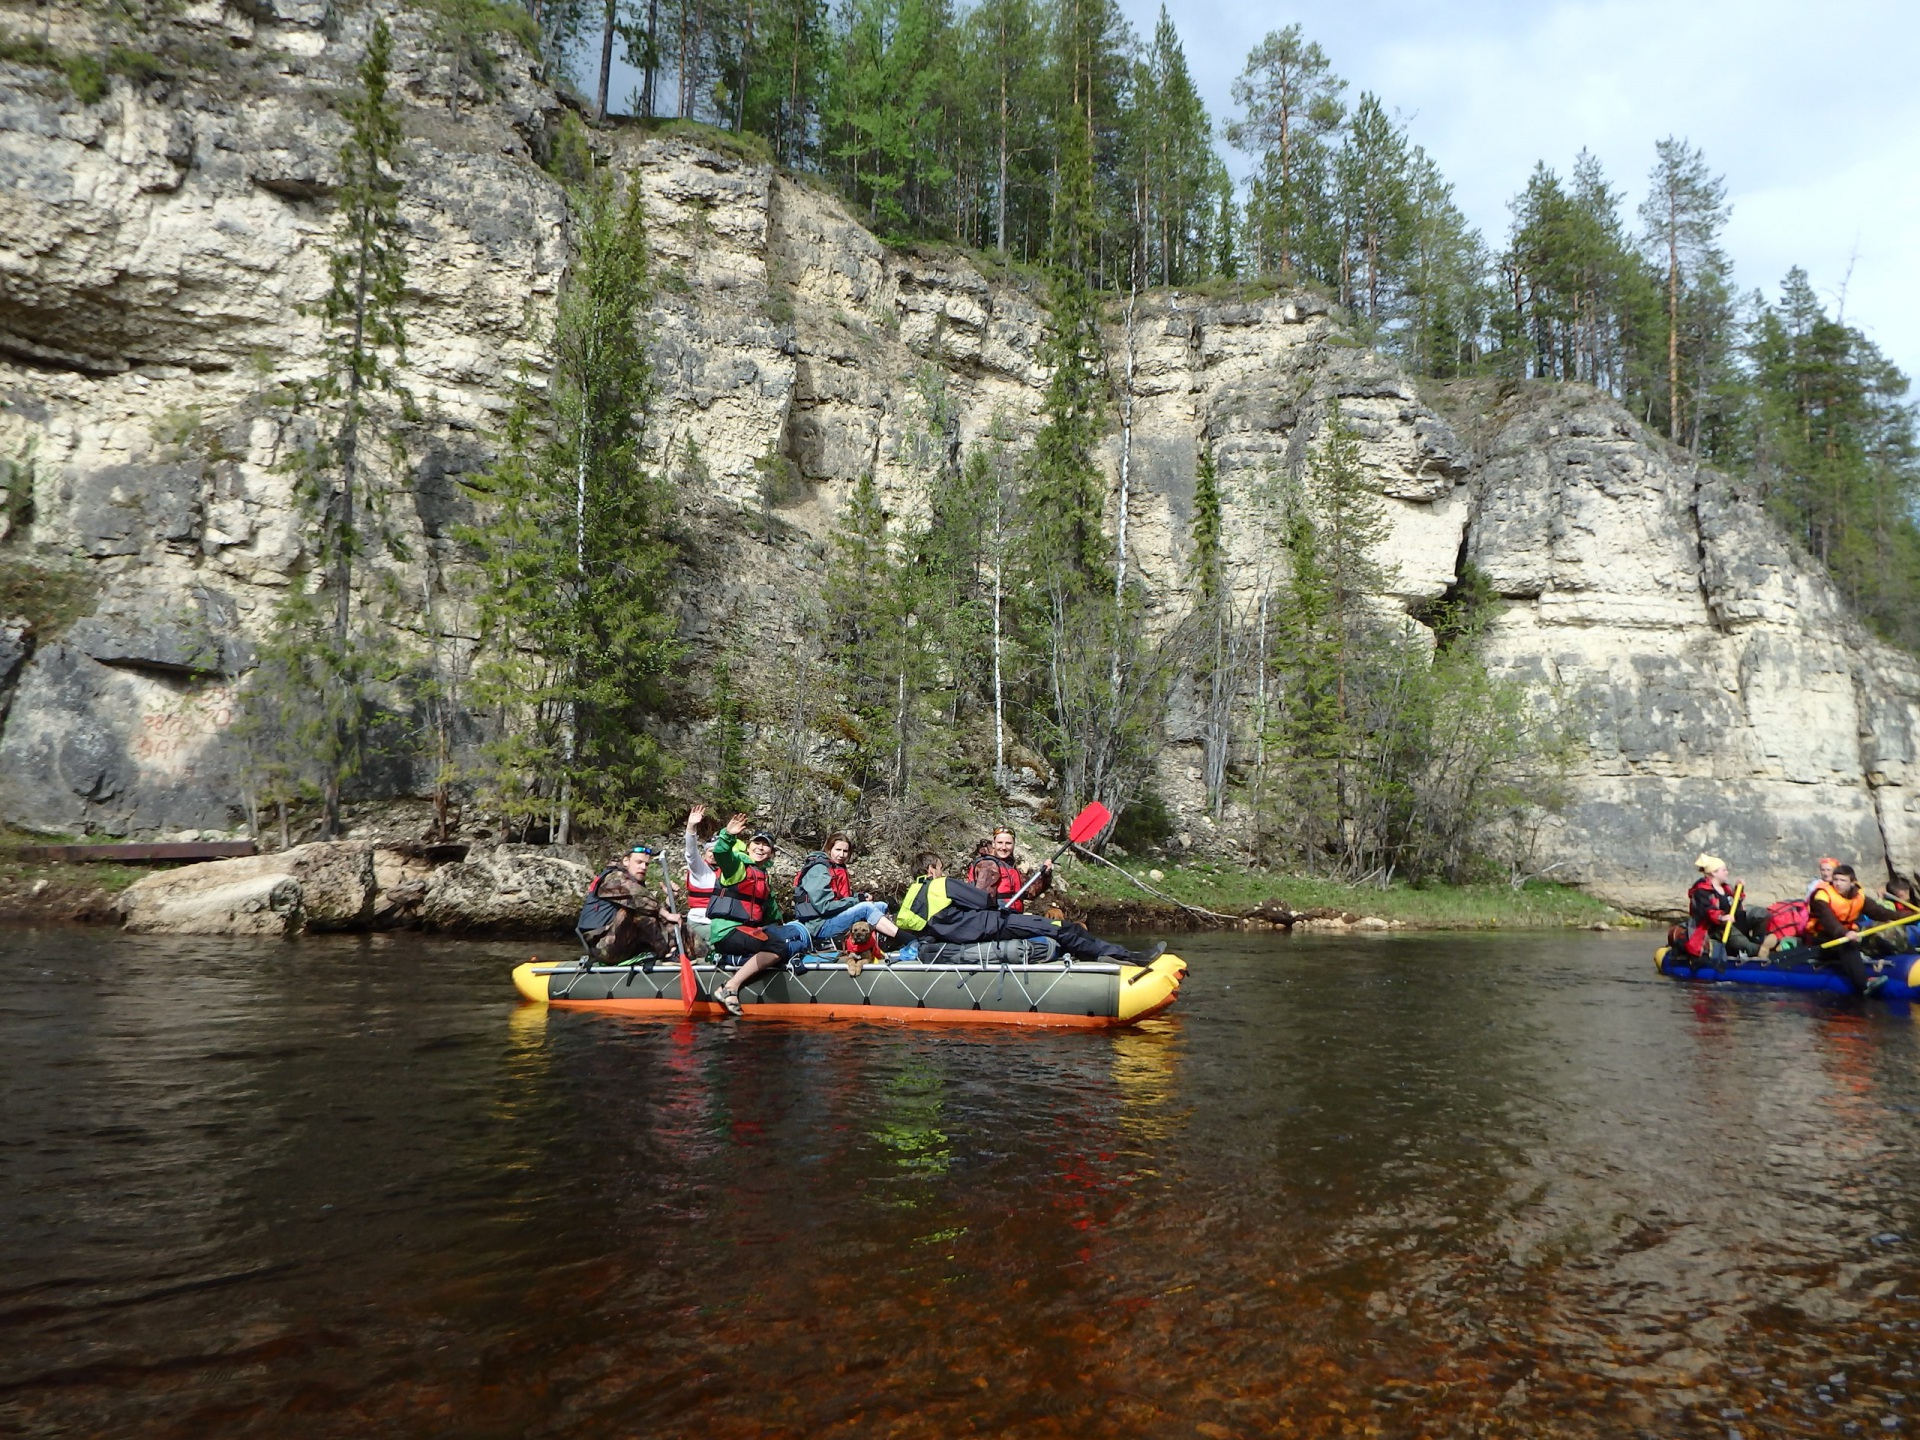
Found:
[792,851,834,922]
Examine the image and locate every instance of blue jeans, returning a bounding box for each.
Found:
[771,921,813,960]
[812,901,891,944]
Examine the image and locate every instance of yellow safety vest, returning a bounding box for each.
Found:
[896,877,951,932]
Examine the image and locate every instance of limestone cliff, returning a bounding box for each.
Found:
[1,0,1914,911]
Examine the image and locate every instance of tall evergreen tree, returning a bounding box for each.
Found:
[462,169,677,840]
[1638,137,1732,447]
[245,17,413,839]
[1227,24,1344,280]
[1333,92,1411,324]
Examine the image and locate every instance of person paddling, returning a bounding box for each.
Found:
[1808,864,1901,996]
[577,845,682,964]
[899,853,1157,964]
[1882,877,1920,952]
[708,814,810,1016]
[967,826,1050,912]
[1683,854,1763,960]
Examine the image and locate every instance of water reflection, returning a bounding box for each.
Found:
[1,927,1916,1437]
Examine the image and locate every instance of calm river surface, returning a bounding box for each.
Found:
[4,928,1919,1438]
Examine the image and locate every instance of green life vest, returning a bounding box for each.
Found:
[896,877,950,932]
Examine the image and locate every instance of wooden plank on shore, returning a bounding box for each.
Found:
[5,842,259,863]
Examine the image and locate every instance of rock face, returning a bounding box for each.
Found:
[419,845,594,935]
[3,0,1917,912]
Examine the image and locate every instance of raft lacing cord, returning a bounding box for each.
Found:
[1069,844,1237,922]
[782,956,1076,1010]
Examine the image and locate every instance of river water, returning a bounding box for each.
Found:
[3,928,1918,1438]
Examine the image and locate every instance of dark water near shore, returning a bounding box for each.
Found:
[4,929,1919,1438]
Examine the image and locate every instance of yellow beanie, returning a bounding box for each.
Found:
[1694,853,1725,873]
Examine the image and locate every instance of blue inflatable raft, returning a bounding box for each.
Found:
[1656,946,1920,1000]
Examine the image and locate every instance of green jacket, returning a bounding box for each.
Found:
[708,830,785,943]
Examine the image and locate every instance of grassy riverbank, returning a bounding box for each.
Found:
[0,828,154,923]
[1064,857,1634,930]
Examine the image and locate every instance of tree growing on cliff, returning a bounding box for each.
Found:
[1637,138,1733,450]
[1227,24,1345,281]
[462,168,678,841]
[1254,406,1562,880]
[241,17,414,841]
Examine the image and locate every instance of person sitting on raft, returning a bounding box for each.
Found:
[901,853,1160,965]
[1882,876,1920,951]
[708,814,813,1017]
[682,804,721,926]
[1806,856,1839,898]
[577,845,682,964]
[1808,864,1902,996]
[794,833,903,950]
[967,826,1050,912]
[1682,854,1766,959]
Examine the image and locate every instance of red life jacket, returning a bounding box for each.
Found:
[792,853,853,921]
[968,856,1028,912]
[1683,875,1734,958]
[709,861,770,925]
[686,872,716,909]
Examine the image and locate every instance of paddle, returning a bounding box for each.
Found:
[1007,802,1111,908]
[1720,882,1744,945]
[1820,912,1918,949]
[655,866,696,1015]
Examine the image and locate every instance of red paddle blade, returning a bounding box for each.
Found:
[1066,801,1111,846]
[680,949,697,1015]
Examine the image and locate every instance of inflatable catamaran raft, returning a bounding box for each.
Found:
[513,939,1189,1028]
[1656,945,1920,1000]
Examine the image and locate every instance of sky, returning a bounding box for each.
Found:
[587,0,1920,381]
[1118,0,1920,380]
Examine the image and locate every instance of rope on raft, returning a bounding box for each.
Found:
[1068,844,1239,923]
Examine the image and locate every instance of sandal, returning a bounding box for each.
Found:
[717,986,744,1016]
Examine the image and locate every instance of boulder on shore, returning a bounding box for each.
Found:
[118,842,376,936]
[419,845,593,936]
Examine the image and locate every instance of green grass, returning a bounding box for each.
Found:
[1064,858,1634,930]
[0,827,153,896]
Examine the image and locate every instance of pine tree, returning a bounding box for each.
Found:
[1333,93,1411,324]
[1401,146,1488,377]
[1188,440,1236,817]
[1227,24,1344,280]
[1638,137,1732,447]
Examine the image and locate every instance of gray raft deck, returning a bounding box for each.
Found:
[532,957,1138,1020]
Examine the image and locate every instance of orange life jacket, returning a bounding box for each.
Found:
[1811,882,1865,927]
